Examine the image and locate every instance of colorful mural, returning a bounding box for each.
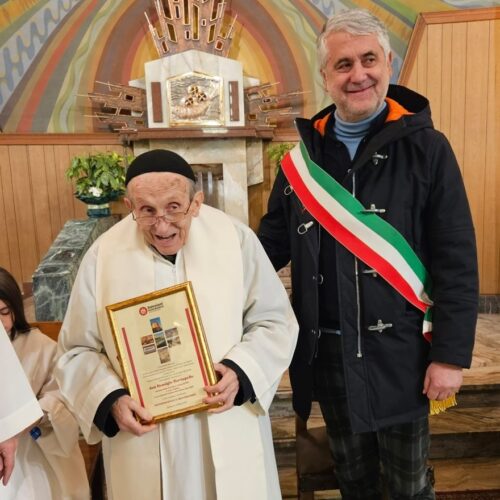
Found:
[0,0,497,133]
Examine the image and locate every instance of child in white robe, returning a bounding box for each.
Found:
[0,267,90,500]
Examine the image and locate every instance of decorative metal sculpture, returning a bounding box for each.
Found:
[167,72,223,126]
[245,83,309,127]
[86,0,305,131]
[145,0,237,58]
[86,81,147,131]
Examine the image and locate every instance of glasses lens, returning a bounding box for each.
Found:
[135,215,157,226]
[164,212,186,223]
[134,202,191,226]
[135,213,184,225]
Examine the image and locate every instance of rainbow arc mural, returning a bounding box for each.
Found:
[0,0,493,133]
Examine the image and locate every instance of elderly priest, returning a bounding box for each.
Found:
[55,149,298,500]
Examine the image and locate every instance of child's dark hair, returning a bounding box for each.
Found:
[0,267,30,340]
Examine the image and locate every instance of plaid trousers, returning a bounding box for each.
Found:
[313,333,435,500]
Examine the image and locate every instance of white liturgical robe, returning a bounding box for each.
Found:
[2,330,89,500]
[0,323,42,443]
[56,205,298,500]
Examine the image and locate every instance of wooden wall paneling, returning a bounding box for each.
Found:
[43,145,63,240]
[399,14,426,86]
[396,9,499,294]
[0,135,125,288]
[494,18,500,293]
[90,144,115,154]
[416,26,428,97]
[405,60,418,91]
[53,145,76,224]
[0,146,19,279]
[0,134,121,146]
[108,196,128,216]
[67,144,90,219]
[421,7,500,24]
[439,24,454,138]
[426,24,443,130]
[462,21,490,287]
[9,145,39,283]
[0,147,9,269]
[481,19,500,294]
[449,23,467,173]
[28,145,53,260]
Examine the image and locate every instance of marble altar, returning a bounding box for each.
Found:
[32,216,119,321]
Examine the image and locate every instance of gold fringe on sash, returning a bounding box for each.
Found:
[429,394,457,415]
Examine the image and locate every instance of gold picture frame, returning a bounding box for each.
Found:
[106,281,217,422]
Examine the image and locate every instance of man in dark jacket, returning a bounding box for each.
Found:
[258,9,478,500]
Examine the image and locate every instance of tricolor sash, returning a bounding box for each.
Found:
[282,142,453,414]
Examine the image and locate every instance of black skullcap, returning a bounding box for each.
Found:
[125,149,196,185]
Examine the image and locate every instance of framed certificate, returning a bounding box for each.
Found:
[106,281,218,422]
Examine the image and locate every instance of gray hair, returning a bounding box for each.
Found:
[317,9,391,70]
[187,178,198,199]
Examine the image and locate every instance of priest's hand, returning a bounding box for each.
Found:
[111,395,157,436]
[0,436,17,485]
[423,361,463,401]
[203,363,239,413]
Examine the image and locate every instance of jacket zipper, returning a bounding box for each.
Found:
[352,172,363,358]
[314,224,322,359]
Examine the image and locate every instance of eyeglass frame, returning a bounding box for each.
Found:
[131,199,194,226]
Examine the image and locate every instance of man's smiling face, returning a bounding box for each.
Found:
[320,31,393,122]
[125,172,203,256]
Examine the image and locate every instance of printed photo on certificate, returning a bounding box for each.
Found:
[106,281,217,422]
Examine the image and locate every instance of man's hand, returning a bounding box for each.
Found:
[111,395,157,436]
[203,363,240,414]
[0,436,17,486]
[423,361,463,401]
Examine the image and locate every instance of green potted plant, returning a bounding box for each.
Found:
[66,151,130,217]
[267,142,295,174]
